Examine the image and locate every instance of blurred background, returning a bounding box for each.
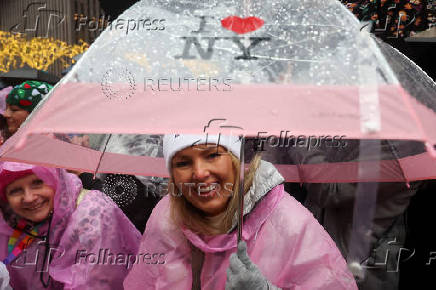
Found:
[0,0,138,87]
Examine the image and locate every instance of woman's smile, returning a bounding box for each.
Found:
[197,183,219,197]
[5,174,55,222]
[171,145,235,216]
[22,200,48,211]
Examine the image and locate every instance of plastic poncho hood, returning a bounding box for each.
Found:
[0,162,141,289]
[124,161,357,289]
[0,162,56,201]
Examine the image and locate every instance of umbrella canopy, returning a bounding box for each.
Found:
[0,0,435,182]
[1,0,434,279]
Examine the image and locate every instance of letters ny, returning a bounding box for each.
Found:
[175,16,270,60]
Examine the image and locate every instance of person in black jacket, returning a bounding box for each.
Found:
[399,180,436,289]
[96,134,165,233]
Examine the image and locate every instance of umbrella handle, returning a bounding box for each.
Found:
[347,139,381,281]
[237,136,245,243]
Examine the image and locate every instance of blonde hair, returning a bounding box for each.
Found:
[169,152,262,235]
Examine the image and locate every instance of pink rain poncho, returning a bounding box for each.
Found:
[0,162,141,289]
[124,161,357,289]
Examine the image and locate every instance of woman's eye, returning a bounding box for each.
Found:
[31,179,44,187]
[174,161,188,168]
[7,188,22,196]
[207,152,221,159]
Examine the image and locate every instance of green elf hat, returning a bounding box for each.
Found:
[6,81,53,112]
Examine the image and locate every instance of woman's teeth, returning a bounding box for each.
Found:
[25,201,45,210]
[199,184,217,193]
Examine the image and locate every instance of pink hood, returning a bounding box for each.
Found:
[124,161,357,289]
[0,162,141,289]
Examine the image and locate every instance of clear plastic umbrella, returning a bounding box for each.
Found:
[1,0,435,281]
[1,0,434,178]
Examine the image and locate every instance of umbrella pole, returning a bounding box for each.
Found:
[347,139,380,281]
[237,136,245,242]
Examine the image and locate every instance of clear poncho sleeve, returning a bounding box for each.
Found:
[49,190,141,289]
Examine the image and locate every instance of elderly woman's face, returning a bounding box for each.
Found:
[3,105,29,134]
[171,145,236,216]
[5,174,55,222]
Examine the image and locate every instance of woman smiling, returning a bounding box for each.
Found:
[4,174,54,223]
[0,162,141,289]
[124,134,357,289]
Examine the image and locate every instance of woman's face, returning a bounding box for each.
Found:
[3,105,29,135]
[5,174,55,223]
[171,145,236,216]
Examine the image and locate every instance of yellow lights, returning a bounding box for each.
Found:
[0,31,89,73]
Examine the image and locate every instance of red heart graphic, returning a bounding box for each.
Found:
[23,83,31,89]
[221,16,264,34]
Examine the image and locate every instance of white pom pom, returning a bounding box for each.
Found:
[348,261,365,281]
[0,261,12,290]
[32,89,40,96]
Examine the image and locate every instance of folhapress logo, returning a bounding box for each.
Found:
[9,2,65,38]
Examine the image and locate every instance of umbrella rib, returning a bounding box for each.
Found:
[93,134,112,178]
[237,136,245,242]
[385,140,409,184]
